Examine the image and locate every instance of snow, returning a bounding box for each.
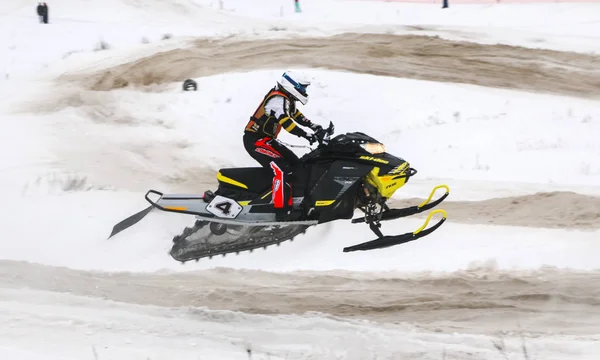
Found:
[1,0,600,359]
[2,68,599,274]
[8,69,600,196]
[5,287,598,360]
[2,0,600,80]
[2,189,600,274]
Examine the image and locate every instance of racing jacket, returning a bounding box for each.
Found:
[244,87,318,139]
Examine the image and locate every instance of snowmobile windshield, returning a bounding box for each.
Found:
[361,142,386,154]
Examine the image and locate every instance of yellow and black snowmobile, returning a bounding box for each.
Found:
[108,122,450,263]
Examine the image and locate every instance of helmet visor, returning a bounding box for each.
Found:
[283,73,309,97]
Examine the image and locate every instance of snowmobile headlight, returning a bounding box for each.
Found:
[361,142,386,154]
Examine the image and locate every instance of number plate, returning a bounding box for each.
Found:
[206,195,243,219]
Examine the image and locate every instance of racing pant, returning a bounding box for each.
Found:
[243,133,299,211]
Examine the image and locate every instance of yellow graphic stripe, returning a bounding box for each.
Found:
[418,184,450,208]
[217,171,248,189]
[315,200,335,207]
[261,190,272,199]
[413,209,447,235]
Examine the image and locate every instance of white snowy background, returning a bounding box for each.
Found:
[1,0,599,359]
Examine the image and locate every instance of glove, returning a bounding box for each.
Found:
[311,124,323,133]
[326,122,334,135]
[305,132,317,145]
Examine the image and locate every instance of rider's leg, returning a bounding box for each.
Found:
[243,134,298,216]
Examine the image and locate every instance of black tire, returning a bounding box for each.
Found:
[183,79,197,91]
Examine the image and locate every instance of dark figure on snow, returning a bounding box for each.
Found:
[36,3,43,23]
[40,3,49,24]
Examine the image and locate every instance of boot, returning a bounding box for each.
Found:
[274,182,293,221]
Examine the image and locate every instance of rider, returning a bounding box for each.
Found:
[243,71,324,220]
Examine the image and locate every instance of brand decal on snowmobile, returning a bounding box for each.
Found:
[333,176,356,184]
[388,162,408,175]
[334,177,358,199]
[359,155,389,164]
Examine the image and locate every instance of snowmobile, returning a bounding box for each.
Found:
[108,122,450,263]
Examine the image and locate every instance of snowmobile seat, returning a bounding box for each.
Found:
[217,167,273,193]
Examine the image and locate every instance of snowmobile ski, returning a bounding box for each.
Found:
[343,209,447,252]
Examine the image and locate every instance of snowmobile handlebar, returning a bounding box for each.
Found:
[314,121,335,145]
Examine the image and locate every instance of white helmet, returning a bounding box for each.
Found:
[277,71,311,105]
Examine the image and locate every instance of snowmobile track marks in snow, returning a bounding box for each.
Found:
[75,33,600,99]
[2,260,600,336]
[389,191,600,230]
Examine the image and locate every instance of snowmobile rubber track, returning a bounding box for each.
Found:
[169,219,312,263]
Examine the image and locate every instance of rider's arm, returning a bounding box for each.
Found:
[292,109,320,131]
[265,97,309,138]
